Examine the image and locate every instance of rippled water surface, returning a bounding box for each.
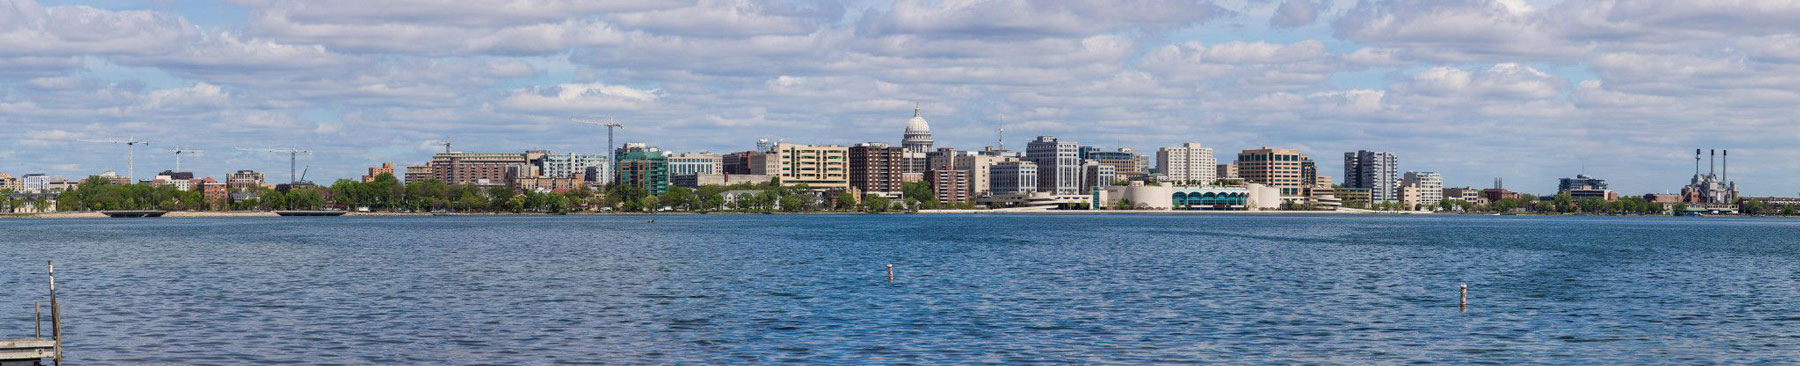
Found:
[3,214,1800,364]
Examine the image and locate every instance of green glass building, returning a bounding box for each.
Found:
[616,151,669,195]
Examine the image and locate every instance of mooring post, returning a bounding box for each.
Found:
[1459,283,1469,311]
[35,300,42,339]
[49,260,61,365]
[887,263,894,283]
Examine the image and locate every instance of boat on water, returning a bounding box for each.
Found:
[274,210,348,217]
[99,210,167,218]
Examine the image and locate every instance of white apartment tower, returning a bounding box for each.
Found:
[1157,143,1217,185]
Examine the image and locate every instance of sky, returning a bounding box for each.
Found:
[2,0,1798,196]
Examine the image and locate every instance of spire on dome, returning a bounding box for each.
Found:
[914,102,920,117]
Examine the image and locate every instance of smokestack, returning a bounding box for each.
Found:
[1695,149,1701,177]
[1724,149,1728,182]
[1710,149,1716,177]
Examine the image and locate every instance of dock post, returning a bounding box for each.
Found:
[887,263,894,283]
[49,261,60,365]
[35,301,41,339]
[1459,283,1468,311]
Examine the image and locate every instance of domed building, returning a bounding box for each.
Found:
[902,103,933,152]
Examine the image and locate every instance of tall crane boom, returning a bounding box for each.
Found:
[572,117,624,181]
[81,136,150,182]
[162,146,204,172]
[237,147,313,185]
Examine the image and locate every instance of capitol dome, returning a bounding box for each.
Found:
[902,103,933,152]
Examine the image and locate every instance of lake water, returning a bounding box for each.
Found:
[3,214,1799,364]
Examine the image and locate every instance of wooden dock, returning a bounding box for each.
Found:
[0,338,54,365]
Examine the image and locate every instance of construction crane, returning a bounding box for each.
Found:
[237,147,313,185]
[571,117,624,174]
[435,137,453,154]
[80,136,150,181]
[162,146,204,172]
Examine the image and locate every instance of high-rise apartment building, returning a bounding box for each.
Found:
[1157,143,1216,184]
[536,153,608,183]
[363,162,395,182]
[1344,150,1400,203]
[1402,171,1444,208]
[754,143,848,191]
[849,143,905,197]
[928,169,970,203]
[1027,136,1082,195]
[1216,163,1238,180]
[1237,147,1309,199]
[722,151,758,174]
[227,170,265,192]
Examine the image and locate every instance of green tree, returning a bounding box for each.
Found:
[506,194,527,213]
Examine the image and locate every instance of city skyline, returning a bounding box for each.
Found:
[2,0,1798,196]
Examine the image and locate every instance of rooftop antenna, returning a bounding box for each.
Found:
[162,146,204,172]
[81,135,150,182]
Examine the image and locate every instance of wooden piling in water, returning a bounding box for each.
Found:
[887,263,894,283]
[34,301,40,339]
[48,261,60,365]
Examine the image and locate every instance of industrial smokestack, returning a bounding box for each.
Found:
[1710,149,1716,177]
[1724,149,1728,182]
[1695,149,1702,177]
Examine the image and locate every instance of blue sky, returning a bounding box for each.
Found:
[2,0,1797,196]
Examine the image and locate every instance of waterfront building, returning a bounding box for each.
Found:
[988,161,1038,195]
[1681,149,1739,206]
[1104,182,1282,211]
[420,152,532,186]
[1334,187,1371,206]
[1237,147,1309,199]
[928,168,970,204]
[149,171,196,191]
[926,147,960,176]
[722,151,758,174]
[402,164,432,184]
[672,173,776,188]
[616,150,669,195]
[363,162,395,182]
[1216,163,1238,180]
[1082,147,1148,181]
[666,152,723,177]
[1156,143,1216,185]
[1081,160,1116,194]
[227,170,265,192]
[537,153,609,184]
[953,153,1015,197]
[1344,150,1399,203]
[19,174,50,193]
[1402,172,1444,208]
[754,143,848,191]
[1400,184,1422,211]
[200,178,227,209]
[0,173,16,192]
[1558,174,1608,192]
[1443,187,1482,205]
[1027,136,1082,195]
[849,143,905,197]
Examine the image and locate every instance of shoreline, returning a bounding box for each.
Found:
[4,209,1750,219]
